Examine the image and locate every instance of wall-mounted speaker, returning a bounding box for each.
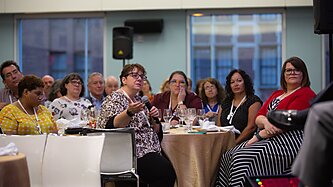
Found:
[124,19,163,34]
[313,0,333,34]
[113,27,133,60]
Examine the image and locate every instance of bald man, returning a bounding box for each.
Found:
[104,75,119,95]
[42,75,55,97]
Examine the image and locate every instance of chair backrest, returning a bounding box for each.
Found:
[88,128,136,174]
[0,134,47,187]
[42,134,105,187]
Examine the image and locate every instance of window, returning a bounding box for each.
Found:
[17,16,104,95]
[190,13,282,101]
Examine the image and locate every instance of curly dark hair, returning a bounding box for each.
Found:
[119,64,146,87]
[18,75,44,98]
[280,56,311,91]
[225,69,254,99]
[60,73,85,97]
[200,78,226,105]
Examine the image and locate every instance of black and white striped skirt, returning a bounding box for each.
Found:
[214,130,304,187]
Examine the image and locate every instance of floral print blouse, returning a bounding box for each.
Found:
[97,91,161,158]
[48,97,92,121]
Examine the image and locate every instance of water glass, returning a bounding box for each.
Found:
[163,109,172,123]
[177,108,186,127]
[186,108,196,132]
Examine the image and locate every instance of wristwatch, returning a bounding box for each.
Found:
[254,132,264,141]
[126,109,135,117]
[178,101,184,105]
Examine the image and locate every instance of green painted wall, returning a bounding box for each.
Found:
[285,7,323,93]
[105,10,187,93]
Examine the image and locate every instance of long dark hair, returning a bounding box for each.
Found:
[225,69,254,99]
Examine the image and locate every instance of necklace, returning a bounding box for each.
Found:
[277,86,301,100]
[63,96,80,102]
[17,100,42,134]
[227,95,247,125]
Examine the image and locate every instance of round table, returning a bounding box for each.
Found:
[161,127,235,187]
[0,152,30,187]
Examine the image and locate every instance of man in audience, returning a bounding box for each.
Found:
[86,72,105,111]
[104,75,119,95]
[42,75,55,98]
[0,60,23,110]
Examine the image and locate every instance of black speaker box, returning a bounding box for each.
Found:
[113,27,133,59]
[124,19,163,34]
[313,0,333,34]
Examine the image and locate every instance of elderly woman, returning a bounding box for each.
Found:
[214,57,316,187]
[0,75,58,135]
[152,71,202,125]
[97,64,176,187]
[48,73,91,121]
[217,69,262,144]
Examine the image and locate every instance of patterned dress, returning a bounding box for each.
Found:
[97,92,161,158]
[0,104,57,135]
[47,97,92,121]
[215,87,316,187]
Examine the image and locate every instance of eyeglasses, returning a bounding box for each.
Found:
[69,80,82,86]
[204,85,216,90]
[128,72,147,80]
[285,68,301,75]
[170,79,186,86]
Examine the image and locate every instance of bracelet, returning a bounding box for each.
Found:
[178,101,183,105]
[254,132,264,141]
[126,109,135,117]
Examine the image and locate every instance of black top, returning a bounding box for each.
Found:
[220,95,262,133]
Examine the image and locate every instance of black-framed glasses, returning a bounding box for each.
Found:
[128,72,147,80]
[69,80,82,85]
[285,68,301,75]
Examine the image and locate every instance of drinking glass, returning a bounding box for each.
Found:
[177,108,186,127]
[197,109,206,121]
[163,109,172,123]
[186,108,196,132]
[87,106,98,128]
[158,109,163,122]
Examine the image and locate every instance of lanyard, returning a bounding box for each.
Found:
[227,95,246,125]
[206,103,219,113]
[18,100,42,134]
[121,88,151,127]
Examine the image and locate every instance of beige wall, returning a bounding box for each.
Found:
[1,0,313,13]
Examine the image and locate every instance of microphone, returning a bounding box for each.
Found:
[141,96,160,124]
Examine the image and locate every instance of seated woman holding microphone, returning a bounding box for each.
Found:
[0,75,58,135]
[96,63,176,187]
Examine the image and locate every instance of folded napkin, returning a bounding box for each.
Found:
[200,120,219,132]
[0,142,18,156]
[56,118,85,129]
[219,125,241,134]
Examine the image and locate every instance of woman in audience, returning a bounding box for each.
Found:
[195,79,204,98]
[217,69,262,144]
[97,64,176,187]
[0,75,58,135]
[159,78,170,93]
[48,73,91,121]
[200,78,226,123]
[44,79,62,108]
[214,57,316,187]
[140,79,154,102]
[152,71,202,126]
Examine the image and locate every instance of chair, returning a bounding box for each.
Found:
[0,134,47,187]
[42,134,105,187]
[87,128,139,187]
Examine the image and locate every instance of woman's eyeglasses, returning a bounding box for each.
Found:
[69,80,82,85]
[170,79,186,86]
[128,72,147,80]
[285,68,301,75]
